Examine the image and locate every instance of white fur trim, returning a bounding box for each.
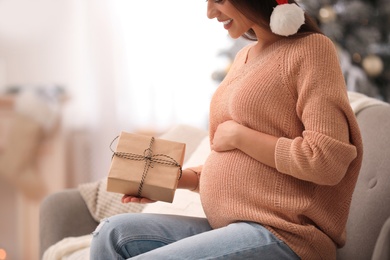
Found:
[270,4,305,36]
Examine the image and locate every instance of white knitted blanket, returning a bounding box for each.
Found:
[348,91,388,114]
[42,235,92,260]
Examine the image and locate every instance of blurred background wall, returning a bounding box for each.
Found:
[0,1,229,259]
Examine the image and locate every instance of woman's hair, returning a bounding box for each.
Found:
[228,0,322,40]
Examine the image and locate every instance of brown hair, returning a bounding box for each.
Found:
[228,0,322,40]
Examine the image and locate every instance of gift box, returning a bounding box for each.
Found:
[107,132,186,203]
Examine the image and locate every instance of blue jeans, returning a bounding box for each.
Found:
[89,213,300,259]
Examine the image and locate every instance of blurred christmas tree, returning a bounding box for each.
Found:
[298,0,390,101]
[213,0,390,101]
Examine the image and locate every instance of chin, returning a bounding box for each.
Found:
[228,33,241,39]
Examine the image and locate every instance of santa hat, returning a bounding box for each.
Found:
[270,0,305,36]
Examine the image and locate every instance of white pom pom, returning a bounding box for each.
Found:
[270,3,305,36]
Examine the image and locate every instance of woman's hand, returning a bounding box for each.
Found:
[121,194,156,204]
[211,120,241,152]
[212,120,278,168]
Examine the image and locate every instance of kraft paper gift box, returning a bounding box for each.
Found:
[107,132,186,203]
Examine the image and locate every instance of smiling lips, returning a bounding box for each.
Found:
[221,18,233,29]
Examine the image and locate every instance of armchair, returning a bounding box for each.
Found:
[40,99,390,260]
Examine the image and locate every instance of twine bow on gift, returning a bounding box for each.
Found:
[110,136,183,198]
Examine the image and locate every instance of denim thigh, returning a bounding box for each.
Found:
[89,213,300,260]
[90,213,212,259]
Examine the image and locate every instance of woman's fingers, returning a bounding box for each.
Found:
[122,194,155,204]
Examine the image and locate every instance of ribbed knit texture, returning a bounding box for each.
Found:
[199,34,363,260]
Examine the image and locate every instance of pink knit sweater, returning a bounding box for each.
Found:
[199,34,363,260]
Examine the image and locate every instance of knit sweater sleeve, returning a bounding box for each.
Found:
[275,34,358,186]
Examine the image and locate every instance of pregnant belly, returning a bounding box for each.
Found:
[199,150,278,227]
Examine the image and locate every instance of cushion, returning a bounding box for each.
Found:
[79,179,145,222]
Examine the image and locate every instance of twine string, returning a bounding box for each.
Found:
[110,136,182,198]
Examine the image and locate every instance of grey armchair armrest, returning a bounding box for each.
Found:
[337,104,390,260]
[39,189,98,258]
[372,217,390,260]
